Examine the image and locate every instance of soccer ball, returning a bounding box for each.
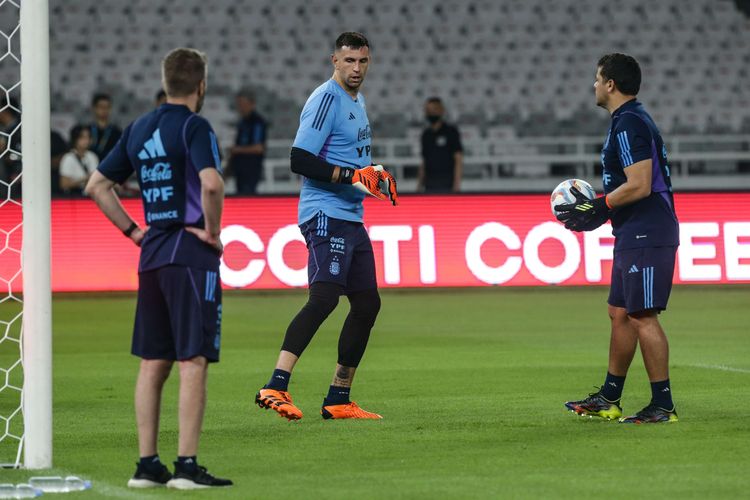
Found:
[550,179,596,217]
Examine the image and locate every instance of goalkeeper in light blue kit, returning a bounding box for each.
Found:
[255,32,398,421]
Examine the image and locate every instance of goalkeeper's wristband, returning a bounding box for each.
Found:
[337,167,354,184]
[604,195,613,210]
[122,222,138,237]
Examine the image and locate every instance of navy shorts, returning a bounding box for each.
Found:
[300,212,377,293]
[608,246,677,314]
[133,265,222,362]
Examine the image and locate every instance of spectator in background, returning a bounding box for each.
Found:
[0,97,21,186]
[418,97,463,193]
[60,125,98,195]
[155,89,167,107]
[735,0,750,17]
[50,130,68,196]
[228,90,267,194]
[87,92,122,160]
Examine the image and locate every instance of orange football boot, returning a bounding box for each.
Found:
[321,402,382,420]
[255,388,303,420]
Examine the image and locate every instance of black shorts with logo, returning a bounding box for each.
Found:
[132,265,222,362]
[608,246,677,314]
[300,212,377,293]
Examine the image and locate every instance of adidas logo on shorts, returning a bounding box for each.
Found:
[628,265,639,273]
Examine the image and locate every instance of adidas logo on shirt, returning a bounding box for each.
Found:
[138,129,167,160]
[628,265,639,273]
[348,112,356,120]
[138,129,173,182]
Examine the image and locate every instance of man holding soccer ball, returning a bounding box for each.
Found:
[555,53,679,424]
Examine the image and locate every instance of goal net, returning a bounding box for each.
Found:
[0,0,52,469]
[0,0,23,469]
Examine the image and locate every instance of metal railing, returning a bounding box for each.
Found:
[254,134,750,194]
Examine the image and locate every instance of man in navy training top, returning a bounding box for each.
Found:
[87,92,122,161]
[228,90,267,194]
[255,32,399,421]
[555,53,679,424]
[86,48,232,488]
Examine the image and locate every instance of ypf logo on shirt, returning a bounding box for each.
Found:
[139,128,176,220]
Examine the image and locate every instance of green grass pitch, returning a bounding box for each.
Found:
[1,285,749,498]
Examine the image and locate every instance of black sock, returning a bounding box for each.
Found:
[139,454,162,471]
[601,372,626,402]
[177,455,198,471]
[264,369,291,391]
[650,379,674,409]
[324,385,350,406]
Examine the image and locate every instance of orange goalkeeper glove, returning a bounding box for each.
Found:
[380,168,399,206]
[339,165,397,205]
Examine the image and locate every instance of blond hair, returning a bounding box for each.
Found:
[161,48,207,97]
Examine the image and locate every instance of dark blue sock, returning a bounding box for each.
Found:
[324,385,350,406]
[601,372,626,402]
[650,379,674,409]
[177,455,198,471]
[139,455,162,471]
[264,369,291,391]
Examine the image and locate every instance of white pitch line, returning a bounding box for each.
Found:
[92,483,145,499]
[689,363,750,374]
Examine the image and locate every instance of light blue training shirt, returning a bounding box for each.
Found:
[293,79,373,224]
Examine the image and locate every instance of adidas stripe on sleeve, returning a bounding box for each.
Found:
[186,116,222,174]
[614,114,652,168]
[292,91,338,156]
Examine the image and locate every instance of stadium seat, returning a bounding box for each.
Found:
[0,0,746,192]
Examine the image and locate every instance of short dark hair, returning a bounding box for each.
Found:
[236,89,255,102]
[161,47,207,98]
[597,53,641,95]
[155,89,166,101]
[68,124,90,148]
[425,96,443,105]
[335,32,369,51]
[91,93,111,107]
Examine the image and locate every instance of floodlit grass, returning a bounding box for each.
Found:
[1,286,748,498]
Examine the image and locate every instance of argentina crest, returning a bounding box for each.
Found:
[329,260,340,276]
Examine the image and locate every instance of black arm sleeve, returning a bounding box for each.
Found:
[290,147,336,182]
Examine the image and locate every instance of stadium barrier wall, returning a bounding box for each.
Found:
[1,193,748,292]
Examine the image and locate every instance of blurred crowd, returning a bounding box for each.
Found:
[0,90,269,198]
[1,92,131,198]
[1,91,466,197]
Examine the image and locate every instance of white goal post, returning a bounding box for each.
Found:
[20,0,52,469]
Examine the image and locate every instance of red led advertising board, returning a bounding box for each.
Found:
[0,193,748,292]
